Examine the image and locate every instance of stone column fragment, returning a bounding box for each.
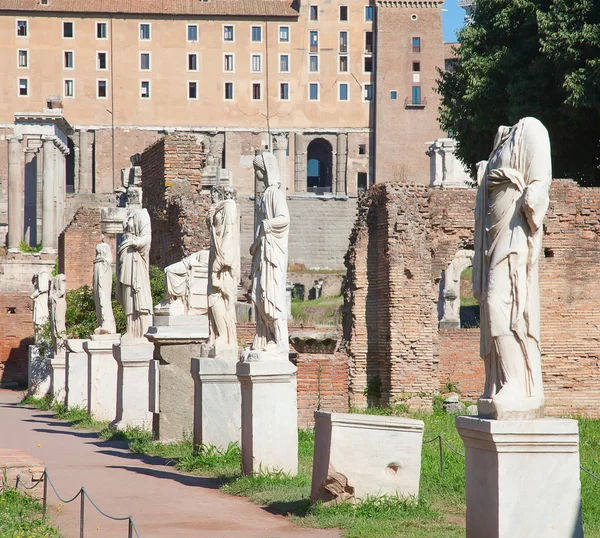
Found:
[41,136,57,252]
[272,132,289,193]
[294,133,306,193]
[7,134,24,251]
[336,133,347,195]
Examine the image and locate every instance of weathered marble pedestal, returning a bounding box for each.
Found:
[112,337,154,430]
[456,416,583,538]
[191,350,240,450]
[28,345,51,399]
[49,350,66,405]
[311,412,424,503]
[85,334,120,422]
[237,353,298,475]
[66,339,90,410]
[146,315,208,442]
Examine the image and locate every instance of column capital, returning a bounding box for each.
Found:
[272,132,289,151]
[42,135,57,144]
[6,134,23,143]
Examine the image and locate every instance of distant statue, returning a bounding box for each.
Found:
[473,117,552,420]
[49,274,67,350]
[248,152,290,355]
[30,270,51,340]
[93,239,116,334]
[207,186,240,353]
[117,209,153,339]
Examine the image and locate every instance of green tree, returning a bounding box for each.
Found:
[438,0,600,184]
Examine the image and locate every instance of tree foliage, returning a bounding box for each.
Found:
[438,0,600,184]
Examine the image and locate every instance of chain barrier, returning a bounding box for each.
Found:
[2,469,141,538]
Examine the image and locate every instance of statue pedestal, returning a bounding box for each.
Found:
[146,316,209,442]
[49,350,66,405]
[191,350,240,450]
[28,345,51,399]
[112,337,154,430]
[65,339,90,410]
[84,334,120,422]
[236,356,298,475]
[456,416,583,538]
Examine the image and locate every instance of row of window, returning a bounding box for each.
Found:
[15,77,376,102]
[308,5,374,22]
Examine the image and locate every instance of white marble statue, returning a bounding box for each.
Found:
[248,152,290,355]
[50,274,67,350]
[93,239,116,334]
[207,186,240,353]
[473,117,552,420]
[117,208,153,339]
[30,270,51,339]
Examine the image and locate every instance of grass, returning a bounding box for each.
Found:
[291,295,343,326]
[0,488,61,538]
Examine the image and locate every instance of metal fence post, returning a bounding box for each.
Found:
[43,470,48,518]
[438,436,444,477]
[128,517,134,538]
[80,488,85,538]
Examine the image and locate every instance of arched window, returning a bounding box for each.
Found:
[306,138,333,194]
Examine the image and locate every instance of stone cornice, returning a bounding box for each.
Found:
[376,1,444,7]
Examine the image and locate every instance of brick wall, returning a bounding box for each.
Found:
[58,207,103,289]
[345,180,600,417]
[0,293,33,384]
[141,134,211,268]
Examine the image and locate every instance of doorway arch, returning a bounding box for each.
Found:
[306,138,333,194]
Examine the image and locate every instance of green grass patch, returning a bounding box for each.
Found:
[291,295,343,326]
[459,296,478,307]
[0,488,60,538]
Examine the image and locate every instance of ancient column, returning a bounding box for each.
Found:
[7,134,24,251]
[294,133,305,193]
[23,148,38,246]
[41,136,57,252]
[272,132,289,193]
[78,129,92,194]
[336,133,348,195]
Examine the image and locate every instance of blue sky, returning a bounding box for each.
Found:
[443,0,466,42]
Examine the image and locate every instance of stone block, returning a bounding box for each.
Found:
[66,339,90,410]
[112,337,154,430]
[456,416,583,538]
[28,345,51,399]
[191,354,241,450]
[237,357,298,475]
[0,449,44,499]
[146,315,209,342]
[85,334,120,422]
[311,412,424,503]
[49,350,66,405]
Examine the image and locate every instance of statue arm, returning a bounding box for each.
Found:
[262,191,290,235]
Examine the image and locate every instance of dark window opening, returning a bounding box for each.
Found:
[307,138,333,194]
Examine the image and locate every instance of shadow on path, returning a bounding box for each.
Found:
[106,465,222,490]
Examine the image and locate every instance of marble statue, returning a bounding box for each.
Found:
[473,117,552,420]
[207,186,240,353]
[248,152,290,355]
[30,270,51,338]
[117,208,153,339]
[93,239,116,334]
[50,274,67,349]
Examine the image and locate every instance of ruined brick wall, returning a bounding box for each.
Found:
[141,134,210,268]
[0,293,33,384]
[345,180,600,417]
[58,207,103,290]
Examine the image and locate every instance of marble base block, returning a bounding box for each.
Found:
[311,412,424,503]
[191,353,241,450]
[456,416,583,538]
[237,357,298,475]
[66,339,90,410]
[50,351,66,405]
[85,334,120,422]
[146,315,209,341]
[112,337,154,430]
[28,345,51,399]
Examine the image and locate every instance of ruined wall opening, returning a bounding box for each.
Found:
[66,136,75,194]
[307,138,333,194]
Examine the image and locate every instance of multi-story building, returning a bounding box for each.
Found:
[0,0,445,260]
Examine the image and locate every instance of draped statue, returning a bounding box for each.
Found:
[30,270,51,340]
[248,152,290,355]
[473,117,552,420]
[117,209,153,339]
[50,274,67,350]
[207,186,240,354]
[93,239,116,335]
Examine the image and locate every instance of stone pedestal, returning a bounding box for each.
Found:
[85,334,120,422]
[191,352,241,450]
[65,339,90,410]
[28,345,51,399]
[146,316,209,442]
[311,412,424,503]
[113,337,154,430]
[456,416,583,538]
[237,356,298,475]
[49,350,66,405]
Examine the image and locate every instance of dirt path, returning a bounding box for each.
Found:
[0,389,339,538]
